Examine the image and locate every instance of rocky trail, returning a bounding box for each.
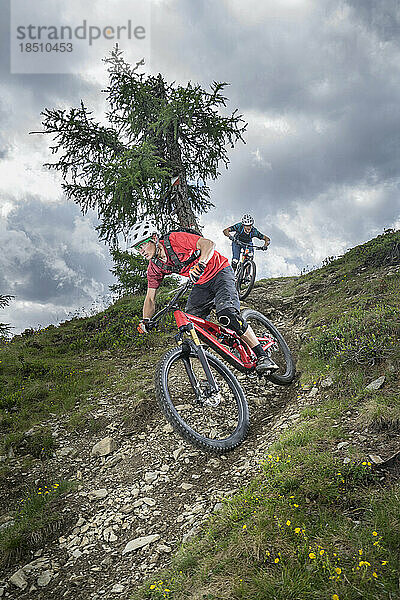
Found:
[1,279,396,599]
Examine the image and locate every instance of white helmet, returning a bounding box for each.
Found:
[241,214,254,226]
[129,220,158,248]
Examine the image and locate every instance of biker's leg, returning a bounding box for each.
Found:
[231,241,240,272]
[185,280,214,319]
[212,267,278,373]
[213,267,250,336]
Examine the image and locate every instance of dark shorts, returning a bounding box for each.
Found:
[185,265,240,318]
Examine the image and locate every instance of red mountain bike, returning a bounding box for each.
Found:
[146,282,295,453]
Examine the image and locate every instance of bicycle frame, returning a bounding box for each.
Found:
[239,244,254,264]
[150,282,277,375]
[234,241,262,276]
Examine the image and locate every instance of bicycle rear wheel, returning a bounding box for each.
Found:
[155,346,249,453]
[238,260,256,300]
[241,309,295,385]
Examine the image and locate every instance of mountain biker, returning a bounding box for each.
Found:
[131,220,278,375]
[223,214,270,272]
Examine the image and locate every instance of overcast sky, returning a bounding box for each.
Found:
[1,0,399,334]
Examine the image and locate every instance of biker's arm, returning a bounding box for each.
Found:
[262,234,271,248]
[223,227,232,238]
[143,287,158,319]
[196,237,215,265]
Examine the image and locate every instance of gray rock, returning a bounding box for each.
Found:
[111,584,125,593]
[88,489,108,501]
[181,483,194,490]
[182,525,200,543]
[121,505,134,514]
[9,569,28,590]
[56,447,75,458]
[37,571,52,587]
[366,376,385,391]
[369,454,384,464]
[157,544,172,553]
[321,376,334,388]
[103,455,122,469]
[309,386,318,398]
[144,472,158,484]
[122,534,160,554]
[173,447,185,460]
[103,528,117,542]
[142,497,156,506]
[22,558,49,572]
[337,442,349,450]
[91,437,115,457]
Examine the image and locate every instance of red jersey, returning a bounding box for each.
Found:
[147,232,229,289]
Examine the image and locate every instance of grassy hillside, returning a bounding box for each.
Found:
[0,287,175,564]
[129,229,400,600]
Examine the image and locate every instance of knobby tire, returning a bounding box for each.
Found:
[155,346,249,453]
[238,260,256,300]
[241,309,295,385]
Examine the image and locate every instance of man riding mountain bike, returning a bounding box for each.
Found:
[131,220,278,376]
[223,214,270,272]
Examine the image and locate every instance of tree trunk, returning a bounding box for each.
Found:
[154,75,200,230]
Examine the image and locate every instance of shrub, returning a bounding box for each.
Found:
[309,304,399,366]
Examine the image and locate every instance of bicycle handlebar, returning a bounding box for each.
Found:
[231,238,266,250]
[150,281,192,326]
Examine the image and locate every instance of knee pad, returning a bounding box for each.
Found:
[217,307,248,335]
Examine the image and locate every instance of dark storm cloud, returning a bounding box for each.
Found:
[1,198,115,307]
[0,0,101,144]
[345,0,400,43]
[151,0,400,249]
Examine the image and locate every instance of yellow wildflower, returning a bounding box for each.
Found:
[332,595,339,600]
[274,557,280,564]
[373,572,378,578]
[335,567,341,574]
[372,531,378,536]
[286,520,291,526]
[309,553,316,559]
[294,527,301,534]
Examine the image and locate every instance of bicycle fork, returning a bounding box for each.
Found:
[174,311,221,407]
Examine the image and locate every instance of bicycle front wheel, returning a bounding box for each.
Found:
[238,260,256,300]
[241,309,295,385]
[155,346,249,453]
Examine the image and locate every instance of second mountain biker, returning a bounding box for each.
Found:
[223,214,270,271]
[131,220,278,375]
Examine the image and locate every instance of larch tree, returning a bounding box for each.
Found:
[35,46,247,243]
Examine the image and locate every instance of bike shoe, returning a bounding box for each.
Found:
[255,355,279,375]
